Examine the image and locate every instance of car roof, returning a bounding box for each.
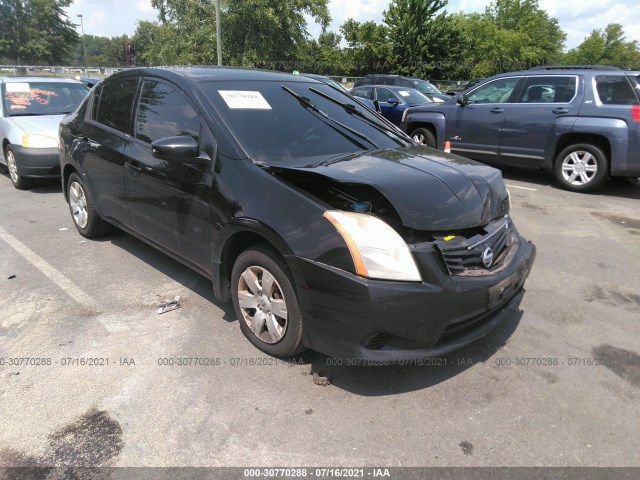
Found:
[300,73,328,80]
[104,67,317,85]
[489,66,628,78]
[376,85,416,91]
[0,76,83,83]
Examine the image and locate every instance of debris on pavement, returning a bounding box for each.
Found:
[157,296,182,315]
[58,227,68,231]
[312,372,331,386]
[8,275,16,280]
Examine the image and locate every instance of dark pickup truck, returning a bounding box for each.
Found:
[401,66,640,192]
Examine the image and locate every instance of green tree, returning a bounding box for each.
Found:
[67,34,113,66]
[340,19,391,76]
[564,24,640,69]
[223,0,330,67]
[151,0,218,64]
[484,0,565,67]
[0,0,78,64]
[298,31,348,75]
[132,20,171,66]
[151,0,330,67]
[383,0,460,78]
[453,0,566,78]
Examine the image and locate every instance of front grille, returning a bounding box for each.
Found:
[435,216,513,275]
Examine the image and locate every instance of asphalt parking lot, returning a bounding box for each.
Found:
[0,167,639,468]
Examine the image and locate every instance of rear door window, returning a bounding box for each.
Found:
[595,76,639,105]
[94,79,139,134]
[135,79,200,144]
[518,76,577,103]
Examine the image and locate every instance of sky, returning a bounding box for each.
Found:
[65,0,640,51]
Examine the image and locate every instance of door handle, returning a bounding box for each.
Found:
[552,108,570,114]
[491,107,505,114]
[81,137,100,149]
[127,162,143,176]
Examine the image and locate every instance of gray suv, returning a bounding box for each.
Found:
[400,66,640,192]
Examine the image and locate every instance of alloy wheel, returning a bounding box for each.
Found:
[6,149,19,184]
[561,151,598,186]
[69,181,89,229]
[237,265,288,344]
[413,133,426,144]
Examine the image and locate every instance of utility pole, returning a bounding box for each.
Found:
[77,14,88,72]
[215,0,222,66]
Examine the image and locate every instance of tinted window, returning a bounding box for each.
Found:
[466,77,520,104]
[351,87,373,100]
[379,77,396,86]
[376,88,398,103]
[395,88,431,105]
[135,80,200,144]
[3,81,88,116]
[95,79,139,133]
[203,80,410,164]
[595,76,639,105]
[518,76,576,103]
[410,79,441,94]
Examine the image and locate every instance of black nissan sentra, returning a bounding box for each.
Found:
[59,68,535,361]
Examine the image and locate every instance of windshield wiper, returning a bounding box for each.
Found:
[9,112,46,117]
[281,86,379,150]
[308,87,412,146]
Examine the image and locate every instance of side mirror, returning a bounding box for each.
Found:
[457,94,468,107]
[151,136,211,168]
[388,97,400,105]
[152,136,198,157]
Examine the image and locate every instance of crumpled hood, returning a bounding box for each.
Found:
[278,146,509,231]
[7,115,64,140]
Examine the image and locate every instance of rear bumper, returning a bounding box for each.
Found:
[290,235,535,361]
[11,146,60,178]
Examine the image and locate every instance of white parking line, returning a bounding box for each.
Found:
[0,225,99,309]
[506,184,538,191]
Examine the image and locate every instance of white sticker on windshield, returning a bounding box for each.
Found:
[218,90,272,109]
[398,90,411,97]
[6,83,31,93]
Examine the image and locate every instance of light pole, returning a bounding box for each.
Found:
[214,0,222,66]
[77,14,88,72]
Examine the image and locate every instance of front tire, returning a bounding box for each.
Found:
[5,145,32,190]
[231,245,304,357]
[554,143,608,192]
[410,127,437,148]
[67,172,112,238]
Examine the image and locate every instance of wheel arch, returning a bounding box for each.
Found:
[405,112,446,148]
[407,122,438,146]
[213,222,297,303]
[62,164,80,201]
[553,133,611,173]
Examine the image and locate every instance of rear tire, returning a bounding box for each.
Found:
[5,145,32,190]
[67,172,112,238]
[410,127,437,148]
[231,245,305,358]
[554,143,608,192]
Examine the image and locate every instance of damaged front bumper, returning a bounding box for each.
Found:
[289,232,536,361]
